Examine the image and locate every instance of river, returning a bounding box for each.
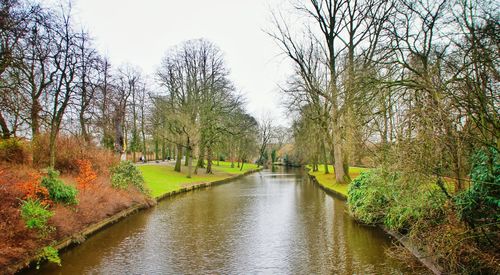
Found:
[26,167,424,274]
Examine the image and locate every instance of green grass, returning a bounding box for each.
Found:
[138,162,258,198]
[210,161,259,174]
[307,165,369,197]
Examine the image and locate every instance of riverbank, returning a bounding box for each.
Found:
[307,167,441,274]
[0,163,150,274]
[307,167,449,274]
[308,166,498,274]
[7,161,261,274]
[306,165,368,198]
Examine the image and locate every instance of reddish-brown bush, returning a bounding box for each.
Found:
[0,138,30,164]
[50,177,148,238]
[0,164,48,269]
[0,162,150,272]
[33,134,119,174]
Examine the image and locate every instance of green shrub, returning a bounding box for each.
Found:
[347,170,389,225]
[20,199,53,231]
[384,188,446,232]
[36,246,61,269]
[348,169,446,232]
[111,161,146,192]
[41,169,78,205]
[455,147,499,234]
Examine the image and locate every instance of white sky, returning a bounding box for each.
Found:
[70,0,293,125]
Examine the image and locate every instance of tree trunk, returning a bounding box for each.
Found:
[141,132,146,162]
[155,138,159,160]
[31,99,41,139]
[187,145,192,178]
[0,112,11,139]
[197,146,205,168]
[184,147,190,166]
[162,139,166,160]
[206,146,213,174]
[229,143,233,167]
[186,137,193,179]
[79,105,90,145]
[333,135,348,183]
[312,155,318,172]
[114,113,124,154]
[321,141,329,174]
[48,126,58,168]
[175,144,182,172]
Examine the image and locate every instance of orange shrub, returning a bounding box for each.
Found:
[18,172,50,205]
[76,159,97,190]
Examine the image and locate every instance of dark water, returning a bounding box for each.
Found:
[26,167,422,274]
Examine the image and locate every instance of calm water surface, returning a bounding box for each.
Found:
[26,167,424,274]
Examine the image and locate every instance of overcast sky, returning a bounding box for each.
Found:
[70,0,293,125]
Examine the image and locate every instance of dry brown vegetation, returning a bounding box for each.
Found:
[410,206,500,273]
[0,137,151,273]
[32,134,118,175]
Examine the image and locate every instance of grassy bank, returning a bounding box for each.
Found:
[307,165,368,197]
[139,161,259,198]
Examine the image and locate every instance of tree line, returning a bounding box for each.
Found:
[0,0,260,175]
[271,0,498,191]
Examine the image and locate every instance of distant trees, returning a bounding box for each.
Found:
[256,116,273,167]
[155,39,258,177]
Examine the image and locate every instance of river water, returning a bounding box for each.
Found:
[27,167,422,274]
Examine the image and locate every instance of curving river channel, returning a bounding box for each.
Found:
[26,167,424,274]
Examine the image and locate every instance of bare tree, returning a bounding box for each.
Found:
[74,30,100,144]
[157,39,241,177]
[46,4,80,167]
[257,115,274,168]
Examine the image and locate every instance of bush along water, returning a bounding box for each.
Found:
[19,199,62,267]
[36,246,61,269]
[111,161,146,192]
[16,169,72,269]
[347,149,500,274]
[41,168,78,205]
[348,168,448,232]
[347,170,389,225]
[20,199,53,235]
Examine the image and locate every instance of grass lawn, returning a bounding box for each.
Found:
[138,161,258,198]
[210,160,259,174]
[307,165,369,197]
